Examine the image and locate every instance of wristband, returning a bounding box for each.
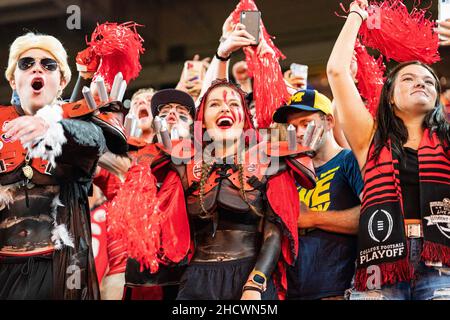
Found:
[348,11,365,22]
[242,286,263,294]
[215,51,231,61]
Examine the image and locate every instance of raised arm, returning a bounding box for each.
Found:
[327,0,375,169]
[331,100,351,149]
[197,14,256,104]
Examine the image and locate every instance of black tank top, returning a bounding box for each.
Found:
[399,147,420,219]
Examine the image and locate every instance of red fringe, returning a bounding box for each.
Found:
[106,162,160,272]
[354,40,386,117]
[231,0,290,128]
[359,0,440,64]
[421,241,450,266]
[266,171,299,265]
[354,257,414,291]
[86,22,145,88]
[107,162,190,274]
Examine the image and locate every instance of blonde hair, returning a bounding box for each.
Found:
[5,32,71,85]
[131,88,156,102]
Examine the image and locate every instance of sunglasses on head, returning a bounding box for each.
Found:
[17,57,59,72]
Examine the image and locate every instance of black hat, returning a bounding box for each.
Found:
[151,89,196,118]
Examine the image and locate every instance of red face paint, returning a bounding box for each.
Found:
[229,101,243,125]
[230,90,244,124]
[222,89,229,104]
[230,108,237,123]
[234,90,244,124]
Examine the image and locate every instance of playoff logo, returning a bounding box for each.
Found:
[367,209,394,243]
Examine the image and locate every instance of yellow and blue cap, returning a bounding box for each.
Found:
[273,89,332,123]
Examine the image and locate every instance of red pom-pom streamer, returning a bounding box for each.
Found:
[354,40,386,117]
[86,22,145,89]
[107,162,190,273]
[107,162,161,273]
[231,0,290,128]
[359,0,440,64]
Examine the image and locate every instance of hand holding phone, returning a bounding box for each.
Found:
[289,63,308,90]
[438,0,450,43]
[240,11,261,46]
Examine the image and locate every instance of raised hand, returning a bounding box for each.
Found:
[283,70,306,90]
[436,19,450,46]
[349,0,369,21]
[217,23,256,59]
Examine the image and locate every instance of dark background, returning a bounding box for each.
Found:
[0,0,448,103]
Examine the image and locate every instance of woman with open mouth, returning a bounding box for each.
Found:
[134,79,316,300]
[0,32,107,300]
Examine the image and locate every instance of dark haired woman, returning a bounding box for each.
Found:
[327,0,450,300]
[150,79,315,300]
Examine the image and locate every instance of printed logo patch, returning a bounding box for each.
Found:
[426,198,450,239]
[193,161,202,180]
[247,163,257,173]
[289,92,305,104]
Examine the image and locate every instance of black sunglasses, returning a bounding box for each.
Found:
[17,57,59,72]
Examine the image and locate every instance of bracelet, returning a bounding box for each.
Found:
[348,11,365,22]
[215,51,231,61]
[242,285,263,294]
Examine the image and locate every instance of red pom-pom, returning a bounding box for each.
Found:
[86,22,145,89]
[354,40,386,117]
[231,0,290,128]
[359,0,440,64]
[107,162,161,273]
[106,161,190,273]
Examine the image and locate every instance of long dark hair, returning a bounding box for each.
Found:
[371,61,449,162]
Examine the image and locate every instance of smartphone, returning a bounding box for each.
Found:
[290,63,308,90]
[183,60,205,82]
[439,0,450,21]
[240,10,261,46]
[439,0,450,40]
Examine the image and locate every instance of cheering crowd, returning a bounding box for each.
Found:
[0,0,449,301]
